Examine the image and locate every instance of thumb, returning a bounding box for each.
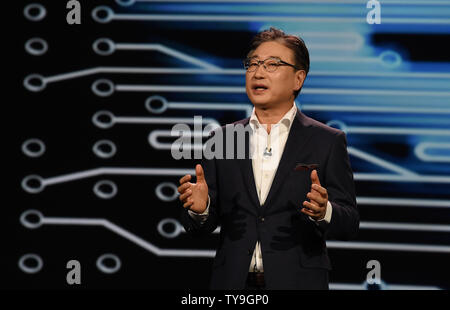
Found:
[310,169,321,186]
[196,164,205,182]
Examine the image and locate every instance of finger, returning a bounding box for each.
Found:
[306,192,320,207]
[183,199,194,209]
[307,191,327,205]
[310,169,321,186]
[311,183,327,196]
[310,187,322,199]
[196,164,205,182]
[179,174,191,185]
[301,206,317,217]
[179,190,192,202]
[303,200,321,213]
[177,182,192,194]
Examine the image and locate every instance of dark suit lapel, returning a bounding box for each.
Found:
[236,118,261,209]
[261,111,313,211]
[239,156,260,210]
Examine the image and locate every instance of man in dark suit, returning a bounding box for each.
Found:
[177,27,359,290]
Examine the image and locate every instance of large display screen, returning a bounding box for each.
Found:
[11,0,450,290]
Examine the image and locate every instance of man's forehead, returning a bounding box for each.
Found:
[249,43,294,61]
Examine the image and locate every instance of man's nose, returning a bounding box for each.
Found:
[253,64,266,78]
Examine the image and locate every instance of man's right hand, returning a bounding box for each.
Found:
[178,164,209,214]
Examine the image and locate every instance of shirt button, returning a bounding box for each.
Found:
[259,216,265,222]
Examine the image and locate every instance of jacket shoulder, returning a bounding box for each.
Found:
[300,112,344,138]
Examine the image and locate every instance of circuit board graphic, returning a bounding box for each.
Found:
[12,0,450,289]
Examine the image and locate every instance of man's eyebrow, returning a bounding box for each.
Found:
[249,55,281,59]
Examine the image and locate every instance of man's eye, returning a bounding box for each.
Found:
[266,62,279,67]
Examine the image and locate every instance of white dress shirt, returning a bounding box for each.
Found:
[189,102,332,273]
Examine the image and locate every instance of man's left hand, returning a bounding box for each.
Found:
[301,169,328,221]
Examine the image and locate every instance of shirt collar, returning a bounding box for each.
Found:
[249,103,297,132]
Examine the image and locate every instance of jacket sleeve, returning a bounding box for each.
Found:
[321,131,359,240]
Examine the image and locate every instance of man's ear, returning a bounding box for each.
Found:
[294,70,306,91]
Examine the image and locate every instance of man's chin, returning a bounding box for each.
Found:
[250,96,270,105]
[252,101,272,109]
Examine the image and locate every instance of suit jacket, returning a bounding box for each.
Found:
[180,110,359,290]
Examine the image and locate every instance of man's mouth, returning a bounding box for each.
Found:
[252,85,269,93]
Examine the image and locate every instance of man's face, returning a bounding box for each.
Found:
[245,41,305,109]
